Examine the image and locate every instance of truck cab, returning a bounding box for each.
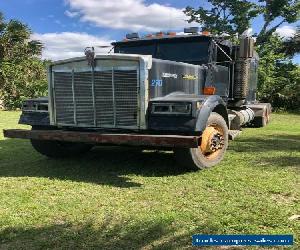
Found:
[5,29,271,170]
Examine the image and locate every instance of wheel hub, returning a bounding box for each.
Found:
[209,133,224,152]
[200,126,225,155]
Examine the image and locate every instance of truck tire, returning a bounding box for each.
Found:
[252,108,270,127]
[174,112,228,170]
[30,127,93,158]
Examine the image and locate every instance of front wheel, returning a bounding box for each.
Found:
[174,112,228,170]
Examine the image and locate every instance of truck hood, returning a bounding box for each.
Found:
[50,54,153,69]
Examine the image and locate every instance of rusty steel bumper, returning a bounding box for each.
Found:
[3,129,200,148]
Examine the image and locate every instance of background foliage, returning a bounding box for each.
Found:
[0,12,48,110]
[258,35,300,110]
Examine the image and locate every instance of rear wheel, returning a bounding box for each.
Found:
[174,112,228,170]
[30,127,93,158]
[253,108,271,127]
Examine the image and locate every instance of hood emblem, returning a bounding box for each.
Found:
[84,47,96,67]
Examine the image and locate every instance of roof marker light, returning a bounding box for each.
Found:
[184,27,199,34]
[167,32,176,36]
[156,32,164,37]
[202,30,211,36]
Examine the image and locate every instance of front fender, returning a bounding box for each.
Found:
[148,93,228,134]
[195,95,228,132]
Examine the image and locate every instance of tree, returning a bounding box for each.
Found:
[185,0,300,45]
[257,0,300,44]
[185,0,259,36]
[282,26,300,57]
[0,12,47,109]
[257,35,300,110]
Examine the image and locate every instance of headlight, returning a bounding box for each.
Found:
[22,101,48,112]
[171,104,191,113]
[151,103,191,115]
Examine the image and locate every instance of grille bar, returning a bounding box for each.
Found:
[94,70,114,127]
[91,70,97,126]
[71,70,77,125]
[112,68,116,127]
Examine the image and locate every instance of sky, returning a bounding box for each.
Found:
[0,0,299,62]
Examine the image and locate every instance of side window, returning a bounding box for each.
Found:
[216,44,231,63]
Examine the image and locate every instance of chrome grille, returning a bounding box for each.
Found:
[114,70,139,126]
[94,70,114,126]
[53,72,74,125]
[74,71,94,126]
[52,68,139,128]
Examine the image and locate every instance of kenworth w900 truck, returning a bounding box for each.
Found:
[4,29,271,170]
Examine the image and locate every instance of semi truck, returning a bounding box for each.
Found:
[4,28,271,170]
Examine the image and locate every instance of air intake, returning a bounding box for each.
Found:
[234,60,250,99]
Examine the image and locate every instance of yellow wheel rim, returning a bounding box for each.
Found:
[200,124,225,160]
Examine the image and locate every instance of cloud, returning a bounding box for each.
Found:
[31,32,113,61]
[64,10,80,18]
[276,25,296,39]
[65,0,194,32]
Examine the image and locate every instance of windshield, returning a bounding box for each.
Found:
[115,44,156,56]
[114,41,210,65]
[157,42,209,63]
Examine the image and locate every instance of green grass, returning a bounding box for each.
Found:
[0,111,299,249]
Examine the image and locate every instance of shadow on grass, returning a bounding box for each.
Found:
[0,220,177,249]
[0,217,221,250]
[252,156,300,168]
[230,134,300,169]
[1,133,298,187]
[0,138,188,188]
[232,134,300,153]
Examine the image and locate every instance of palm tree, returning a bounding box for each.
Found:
[0,11,47,109]
[0,14,43,61]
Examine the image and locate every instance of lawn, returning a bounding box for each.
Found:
[0,111,299,249]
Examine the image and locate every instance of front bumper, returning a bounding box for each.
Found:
[148,116,197,133]
[3,129,200,148]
